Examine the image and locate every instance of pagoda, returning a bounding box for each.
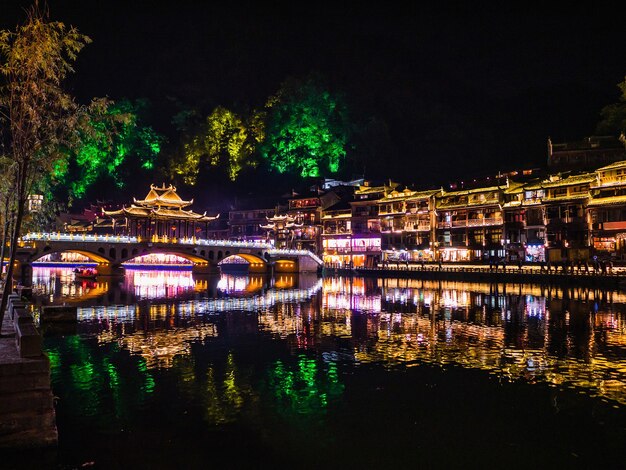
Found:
[104,184,219,239]
[260,213,303,248]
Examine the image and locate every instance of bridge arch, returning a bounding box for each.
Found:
[219,253,267,273]
[120,249,208,265]
[31,249,109,264]
[18,233,322,283]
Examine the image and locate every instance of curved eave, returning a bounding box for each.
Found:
[436,201,501,210]
[588,196,626,207]
[542,194,589,203]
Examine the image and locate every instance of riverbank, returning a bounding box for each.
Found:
[323,263,626,288]
[0,295,57,450]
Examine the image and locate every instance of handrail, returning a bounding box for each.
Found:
[21,232,324,265]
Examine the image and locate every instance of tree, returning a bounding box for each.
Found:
[596,75,626,137]
[260,77,351,178]
[0,156,17,276]
[49,98,164,205]
[171,105,263,184]
[0,3,97,328]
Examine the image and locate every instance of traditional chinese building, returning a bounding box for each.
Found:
[228,207,276,242]
[588,160,626,259]
[435,184,506,262]
[259,213,303,249]
[103,184,219,239]
[320,181,392,268]
[548,135,626,172]
[538,172,594,255]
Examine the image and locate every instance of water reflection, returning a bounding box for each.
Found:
[32,269,626,408]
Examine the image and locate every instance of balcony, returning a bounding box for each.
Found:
[322,228,352,235]
[546,216,586,226]
[597,176,626,186]
[403,222,430,232]
[468,217,503,226]
[441,218,504,228]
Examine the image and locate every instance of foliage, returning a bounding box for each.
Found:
[259,77,351,178]
[0,3,101,322]
[171,106,263,184]
[596,75,626,137]
[48,98,164,204]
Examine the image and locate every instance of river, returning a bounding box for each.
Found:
[8,266,626,469]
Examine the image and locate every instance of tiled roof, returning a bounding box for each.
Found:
[134,184,193,208]
[587,195,626,207]
[541,194,589,203]
[525,173,596,190]
[595,160,626,172]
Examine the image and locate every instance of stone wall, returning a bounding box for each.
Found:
[0,295,57,449]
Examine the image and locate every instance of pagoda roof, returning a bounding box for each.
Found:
[133,183,193,208]
[259,221,303,230]
[266,214,296,221]
[104,205,219,222]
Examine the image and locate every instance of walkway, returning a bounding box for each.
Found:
[324,262,626,288]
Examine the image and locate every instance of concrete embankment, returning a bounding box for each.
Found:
[324,266,626,288]
[0,293,57,449]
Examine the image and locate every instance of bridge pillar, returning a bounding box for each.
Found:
[248,263,269,274]
[274,260,298,273]
[296,256,321,273]
[192,263,218,275]
[96,264,125,277]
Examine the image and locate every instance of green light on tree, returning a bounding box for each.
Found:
[49,98,164,203]
[171,106,263,184]
[260,77,350,178]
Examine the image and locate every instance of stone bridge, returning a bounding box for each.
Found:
[15,233,323,282]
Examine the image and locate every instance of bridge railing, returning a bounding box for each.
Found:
[22,232,324,265]
[23,232,139,243]
[268,248,324,265]
[22,232,273,249]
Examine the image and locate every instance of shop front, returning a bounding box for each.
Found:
[525,241,546,262]
[439,247,474,262]
[323,237,381,268]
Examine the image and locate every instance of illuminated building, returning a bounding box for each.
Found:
[103,183,219,239]
[531,172,594,260]
[588,161,626,258]
[378,188,438,263]
[320,181,396,268]
[321,204,382,268]
[260,213,303,249]
[435,184,506,262]
[548,135,626,172]
[228,207,276,242]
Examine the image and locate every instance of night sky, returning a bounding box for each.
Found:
[2,1,625,188]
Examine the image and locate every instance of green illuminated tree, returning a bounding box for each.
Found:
[171,106,263,184]
[260,77,351,178]
[49,98,163,204]
[596,75,626,137]
[0,3,102,326]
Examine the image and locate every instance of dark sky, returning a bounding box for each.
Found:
[2,1,626,188]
